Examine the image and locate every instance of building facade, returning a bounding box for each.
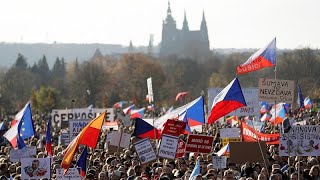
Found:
[160,2,210,59]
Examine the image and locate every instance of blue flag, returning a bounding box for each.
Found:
[76,147,88,177]
[189,159,200,180]
[19,102,35,139]
[297,85,304,109]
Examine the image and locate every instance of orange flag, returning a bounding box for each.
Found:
[61,111,106,173]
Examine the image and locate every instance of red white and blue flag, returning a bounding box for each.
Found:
[46,118,53,157]
[123,104,135,115]
[297,85,305,110]
[113,101,124,108]
[208,78,247,124]
[133,118,161,139]
[304,97,312,109]
[130,108,145,119]
[76,146,88,177]
[237,38,276,75]
[216,143,230,157]
[269,103,288,125]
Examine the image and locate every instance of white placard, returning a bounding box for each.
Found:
[69,119,91,142]
[208,88,259,117]
[258,78,295,103]
[21,158,51,179]
[147,77,154,103]
[56,168,81,180]
[109,131,121,146]
[120,133,132,148]
[158,135,179,159]
[279,125,320,156]
[134,138,157,164]
[51,108,114,127]
[219,128,240,138]
[10,146,37,162]
[59,132,70,146]
[212,156,227,169]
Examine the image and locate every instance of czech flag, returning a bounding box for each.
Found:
[237,38,276,75]
[45,118,53,157]
[130,108,145,119]
[133,118,161,139]
[113,101,124,108]
[269,103,288,125]
[216,143,230,157]
[147,104,154,111]
[297,85,305,110]
[76,146,88,177]
[61,111,106,173]
[189,160,201,180]
[260,113,272,122]
[208,78,247,124]
[260,102,270,114]
[123,104,135,115]
[304,97,312,109]
[4,101,35,148]
[175,92,189,102]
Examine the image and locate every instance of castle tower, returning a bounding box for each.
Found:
[182,10,189,32]
[160,1,177,56]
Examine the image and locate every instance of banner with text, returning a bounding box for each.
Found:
[51,108,114,128]
[258,78,294,103]
[279,125,320,156]
[162,119,187,137]
[69,119,91,142]
[220,128,240,138]
[208,88,259,117]
[158,135,179,159]
[10,146,37,162]
[134,138,157,164]
[176,139,186,158]
[241,121,279,145]
[212,156,227,169]
[186,134,214,154]
[56,168,81,180]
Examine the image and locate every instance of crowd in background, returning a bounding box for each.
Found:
[0,104,320,180]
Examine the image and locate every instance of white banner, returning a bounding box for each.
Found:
[56,168,81,180]
[134,138,157,164]
[212,156,227,169]
[69,119,91,142]
[279,125,320,156]
[109,131,121,146]
[219,128,240,138]
[21,158,51,179]
[158,135,179,159]
[10,146,37,162]
[119,133,132,148]
[208,88,259,117]
[59,132,70,146]
[51,108,114,127]
[258,78,294,103]
[147,77,154,103]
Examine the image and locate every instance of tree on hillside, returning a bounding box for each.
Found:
[30,86,59,112]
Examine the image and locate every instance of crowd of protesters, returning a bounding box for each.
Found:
[0,103,320,180]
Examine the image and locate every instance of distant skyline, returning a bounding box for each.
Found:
[1,0,320,49]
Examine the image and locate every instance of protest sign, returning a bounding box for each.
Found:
[109,131,122,146]
[212,156,227,169]
[158,134,179,159]
[162,119,186,137]
[51,108,114,128]
[102,121,119,131]
[119,133,131,148]
[147,77,154,103]
[56,168,81,180]
[258,78,294,103]
[21,158,51,179]
[219,128,240,138]
[279,125,320,156]
[59,132,70,146]
[208,88,260,117]
[69,119,91,141]
[10,146,37,162]
[176,139,186,158]
[134,138,157,164]
[186,134,214,154]
[229,142,266,164]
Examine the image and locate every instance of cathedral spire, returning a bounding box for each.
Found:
[201,10,207,31]
[167,1,172,16]
[202,10,206,22]
[128,40,134,53]
[182,10,189,31]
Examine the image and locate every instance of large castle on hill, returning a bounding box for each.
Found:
[160,2,211,58]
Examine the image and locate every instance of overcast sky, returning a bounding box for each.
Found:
[0,0,319,49]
